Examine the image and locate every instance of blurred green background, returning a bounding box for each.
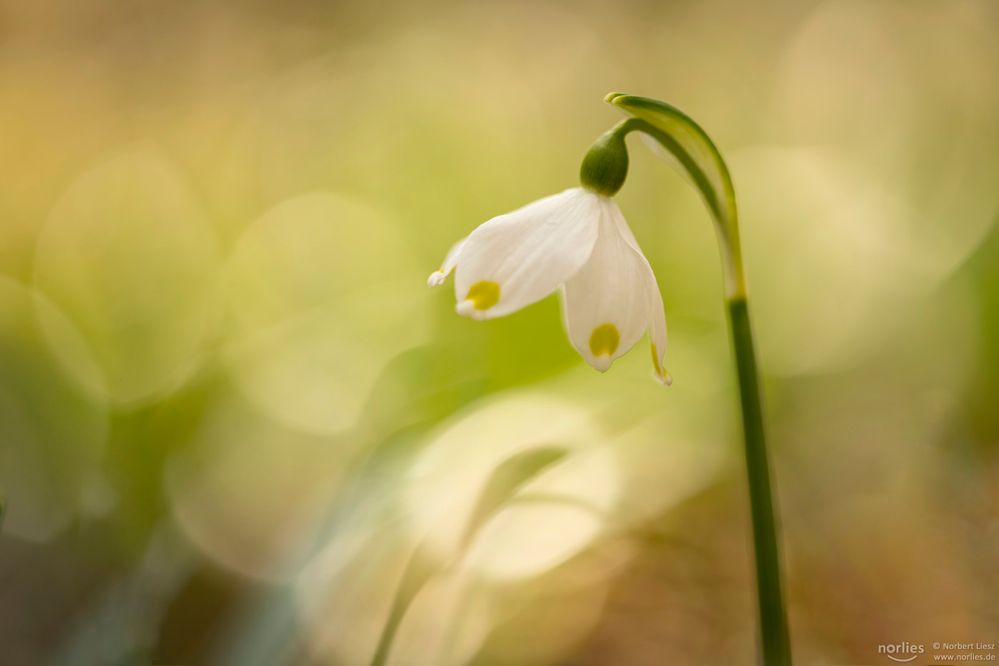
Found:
[0,0,997,664]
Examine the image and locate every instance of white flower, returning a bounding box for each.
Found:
[428,187,670,384]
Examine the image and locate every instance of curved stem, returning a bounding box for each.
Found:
[615,118,747,300]
[608,112,791,664]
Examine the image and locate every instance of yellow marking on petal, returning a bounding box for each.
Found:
[650,342,666,375]
[466,280,500,311]
[589,323,620,357]
[650,342,673,386]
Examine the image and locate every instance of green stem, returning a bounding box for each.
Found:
[601,107,791,664]
[727,293,792,666]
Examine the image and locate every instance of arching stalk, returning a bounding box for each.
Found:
[603,93,792,666]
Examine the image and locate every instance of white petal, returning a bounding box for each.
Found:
[603,201,669,382]
[453,188,601,319]
[427,237,466,287]
[562,198,667,379]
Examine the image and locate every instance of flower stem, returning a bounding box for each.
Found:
[726,292,792,666]
[602,94,792,664]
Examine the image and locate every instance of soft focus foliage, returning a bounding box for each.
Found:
[0,0,997,664]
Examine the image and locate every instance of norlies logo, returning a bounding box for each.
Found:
[878,641,925,662]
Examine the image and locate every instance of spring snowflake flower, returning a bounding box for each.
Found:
[428,186,669,383]
[420,94,791,666]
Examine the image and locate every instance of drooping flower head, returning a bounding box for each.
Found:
[429,94,793,666]
[428,113,670,384]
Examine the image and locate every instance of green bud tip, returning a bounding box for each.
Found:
[579,123,630,196]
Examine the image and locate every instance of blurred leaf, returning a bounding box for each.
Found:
[372,444,569,665]
[458,445,569,553]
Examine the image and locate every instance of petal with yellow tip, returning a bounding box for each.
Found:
[562,197,666,377]
[452,188,601,319]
